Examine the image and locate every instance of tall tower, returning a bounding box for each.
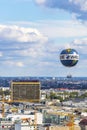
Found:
[10,80,41,103]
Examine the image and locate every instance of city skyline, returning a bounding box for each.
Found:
[0,0,87,77]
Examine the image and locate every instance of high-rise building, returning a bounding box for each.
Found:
[10,80,41,103]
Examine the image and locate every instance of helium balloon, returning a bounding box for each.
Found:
[60,48,79,67]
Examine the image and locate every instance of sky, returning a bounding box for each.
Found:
[0,0,87,77]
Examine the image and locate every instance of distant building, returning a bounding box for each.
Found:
[6,112,43,124]
[10,80,41,103]
[47,125,80,130]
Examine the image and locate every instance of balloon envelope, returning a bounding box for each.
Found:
[60,48,79,67]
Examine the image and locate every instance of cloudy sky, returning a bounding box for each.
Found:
[0,0,87,77]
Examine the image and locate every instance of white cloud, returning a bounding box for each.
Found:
[40,20,87,39]
[72,38,87,46]
[0,24,49,68]
[0,52,3,57]
[69,0,87,12]
[4,61,24,67]
[70,38,87,57]
[35,0,87,21]
[0,24,49,60]
[13,20,87,38]
[18,48,40,57]
[35,0,45,4]
[15,62,24,67]
[0,24,47,43]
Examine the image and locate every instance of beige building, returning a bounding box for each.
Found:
[10,80,41,103]
[48,125,81,130]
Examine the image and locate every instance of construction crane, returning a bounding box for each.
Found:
[1,88,5,118]
[66,113,75,130]
[46,110,75,130]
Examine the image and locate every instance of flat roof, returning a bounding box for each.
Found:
[12,80,40,82]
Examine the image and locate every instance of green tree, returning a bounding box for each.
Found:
[50,92,56,100]
[69,92,78,98]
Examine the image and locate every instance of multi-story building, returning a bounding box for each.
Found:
[10,80,41,103]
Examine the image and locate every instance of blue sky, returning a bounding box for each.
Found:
[0,0,87,77]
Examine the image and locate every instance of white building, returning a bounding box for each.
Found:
[6,112,43,125]
[15,123,47,130]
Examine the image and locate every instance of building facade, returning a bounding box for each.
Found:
[10,80,41,103]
